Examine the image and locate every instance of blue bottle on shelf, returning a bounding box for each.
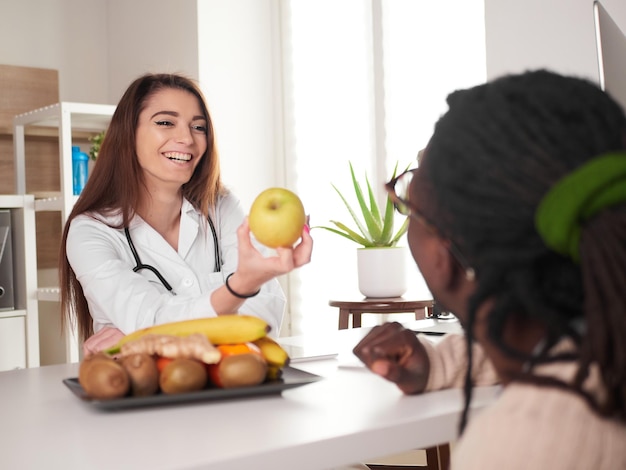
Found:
[72,146,89,195]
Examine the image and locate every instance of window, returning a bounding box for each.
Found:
[281,0,486,336]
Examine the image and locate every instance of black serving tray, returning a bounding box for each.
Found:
[63,366,321,411]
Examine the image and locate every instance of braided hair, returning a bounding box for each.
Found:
[423,69,626,432]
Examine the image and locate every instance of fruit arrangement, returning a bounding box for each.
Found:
[78,315,290,400]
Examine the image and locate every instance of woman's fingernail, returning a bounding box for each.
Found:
[303,224,310,234]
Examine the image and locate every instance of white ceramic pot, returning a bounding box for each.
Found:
[357,246,408,298]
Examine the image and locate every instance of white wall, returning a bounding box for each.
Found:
[3,0,626,112]
[0,0,200,105]
[105,0,200,103]
[0,0,109,103]
[484,0,626,82]
[197,0,282,210]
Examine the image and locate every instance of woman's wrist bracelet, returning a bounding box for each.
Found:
[225,273,260,299]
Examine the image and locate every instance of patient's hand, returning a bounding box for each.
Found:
[353,322,430,395]
[82,327,124,357]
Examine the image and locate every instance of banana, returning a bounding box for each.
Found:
[253,336,290,368]
[105,315,270,355]
[266,365,283,381]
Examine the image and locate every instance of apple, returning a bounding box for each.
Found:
[249,187,306,248]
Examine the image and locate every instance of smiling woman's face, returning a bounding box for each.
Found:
[135,87,208,193]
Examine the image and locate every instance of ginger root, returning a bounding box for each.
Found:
[119,333,221,364]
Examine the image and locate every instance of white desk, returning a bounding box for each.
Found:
[0,319,498,470]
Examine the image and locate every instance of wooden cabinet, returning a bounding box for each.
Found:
[0,195,38,370]
[13,103,115,364]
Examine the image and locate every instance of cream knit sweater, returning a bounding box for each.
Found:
[422,334,626,470]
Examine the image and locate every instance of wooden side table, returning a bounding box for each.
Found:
[329,297,435,330]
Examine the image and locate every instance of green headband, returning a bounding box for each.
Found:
[535,153,626,263]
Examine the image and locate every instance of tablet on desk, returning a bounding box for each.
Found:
[283,343,339,363]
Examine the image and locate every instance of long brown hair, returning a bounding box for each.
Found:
[59,73,223,342]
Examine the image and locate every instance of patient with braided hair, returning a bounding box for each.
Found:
[353,69,626,469]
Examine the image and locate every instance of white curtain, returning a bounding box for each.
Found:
[280,0,486,336]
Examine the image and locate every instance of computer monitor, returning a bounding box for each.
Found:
[593,1,626,110]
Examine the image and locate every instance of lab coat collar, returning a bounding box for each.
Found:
[178,199,201,258]
[125,198,202,260]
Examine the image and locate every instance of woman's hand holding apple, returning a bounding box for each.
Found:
[230,187,312,295]
[231,217,312,295]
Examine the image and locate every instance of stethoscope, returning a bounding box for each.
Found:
[124,216,222,295]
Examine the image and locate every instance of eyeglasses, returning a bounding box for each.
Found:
[385,169,476,280]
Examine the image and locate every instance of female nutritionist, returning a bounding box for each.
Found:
[59,73,313,355]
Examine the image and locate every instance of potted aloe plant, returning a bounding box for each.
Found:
[316,162,410,298]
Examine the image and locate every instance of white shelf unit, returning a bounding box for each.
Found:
[0,195,38,370]
[13,102,116,363]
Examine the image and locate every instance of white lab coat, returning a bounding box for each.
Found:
[66,193,286,336]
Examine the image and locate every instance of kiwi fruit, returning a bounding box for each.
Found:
[78,354,130,400]
[210,353,268,389]
[120,353,159,397]
[159,358,208,394]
